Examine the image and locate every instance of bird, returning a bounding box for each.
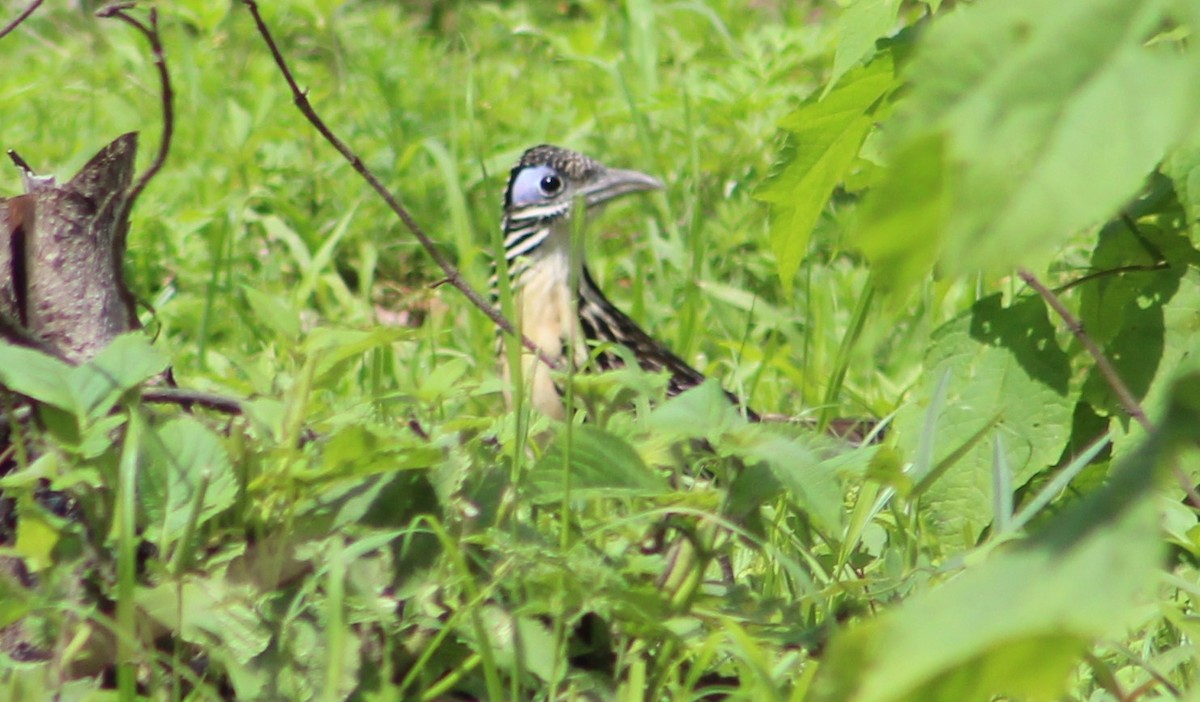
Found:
[492,144,756,421]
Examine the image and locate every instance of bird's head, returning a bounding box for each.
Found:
[502,145,663,230]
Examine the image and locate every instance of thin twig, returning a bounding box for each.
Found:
[96,4,174,223]
[142,387,243,415]
[6,149,35,174]
[1018,267,1200,510]
[240,0,559,370]
[1053,261,1169,294]
[0,0,42,41]
[1019,268,1151,431]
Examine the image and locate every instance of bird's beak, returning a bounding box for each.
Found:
[580,167,664,209]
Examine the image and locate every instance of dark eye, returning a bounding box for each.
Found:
[539,174,563,195]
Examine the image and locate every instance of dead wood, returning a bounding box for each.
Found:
[1,134,140,364]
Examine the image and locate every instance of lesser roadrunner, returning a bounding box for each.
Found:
[493,144,757,421]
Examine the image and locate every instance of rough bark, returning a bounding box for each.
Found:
[0,132,140,363]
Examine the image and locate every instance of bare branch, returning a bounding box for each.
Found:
[6,150,35,174]
[142,387,243,415]
[1018,267,1200,510]
[96,4,174,224]
[1019,267,1150,431]
[1053,262,1170,294]
[0,0,42,42]
[240,0,560,370]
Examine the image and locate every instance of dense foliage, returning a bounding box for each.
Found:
[2,0,1200,700]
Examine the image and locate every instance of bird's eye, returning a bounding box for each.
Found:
[539,174,563,195]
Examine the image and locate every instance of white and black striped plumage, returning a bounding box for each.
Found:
[493,145,754,420]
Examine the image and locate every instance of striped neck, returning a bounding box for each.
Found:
[493,204,575,297]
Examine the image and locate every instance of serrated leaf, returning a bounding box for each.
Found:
[140,416,238,544]
[757,55,896,293]
[645,378,746,446]
[829,0,902,90]
[730,431,844,534]
[811,373,1199,702]
[138,576,271,663]
[476,605,558,682]
[895,294,1074,546]
[528,425,667,503]
[861,0,1200,288]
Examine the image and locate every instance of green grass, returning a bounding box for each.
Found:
[2,1,1200,700]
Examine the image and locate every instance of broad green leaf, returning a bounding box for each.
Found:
[1165,127,1200,229]
[138,576,272,664]
[829,0,901,90]
[13,498,62,572]
[0,342,75,411]
[645,378,746,447]
[527,425,667,503]
[139,416,238,544]
[858,0,1200,288]
[1105,268,1200,461]
[476,605,557,682]
[851,133,949,292]
[730,431,844,534]
[68,333,169,420]
[895,294,1073,546]
[811,373,1200,702]
[1079,229,1200,419]
[757,55,896,294]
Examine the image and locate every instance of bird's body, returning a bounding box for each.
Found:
[494,145,746,419]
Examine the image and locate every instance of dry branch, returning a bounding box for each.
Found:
[0,0,42,41]
[1018,266,1200,510]
[240,0,561,370]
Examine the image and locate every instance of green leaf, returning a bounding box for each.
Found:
[645,378,746,447]
[301,326,412,385]
[527,425,668,503]
[0,343,75,411]
[757,55,896,294]
[138,575,272,664]
[13,498,63,572]
[895,294,1074,546]
[139,416,238,544]
[1165,127,1200,229]
[68,333,169,420]
[476,605,557,682]
[861,0,1200,288]
[1105,268,1200,459]
[811,372,1200,702]
[829,0,902,90]
[730,431,845,534]
[850,132,949,293]
[241,285,301,341]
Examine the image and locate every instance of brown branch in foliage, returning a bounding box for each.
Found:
[240,0,560,370]
[1018,268,1151,432]
[142,387,244,415]
[96,4,174,224]
[0,0,42,41]
[1019,267,1200,510]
